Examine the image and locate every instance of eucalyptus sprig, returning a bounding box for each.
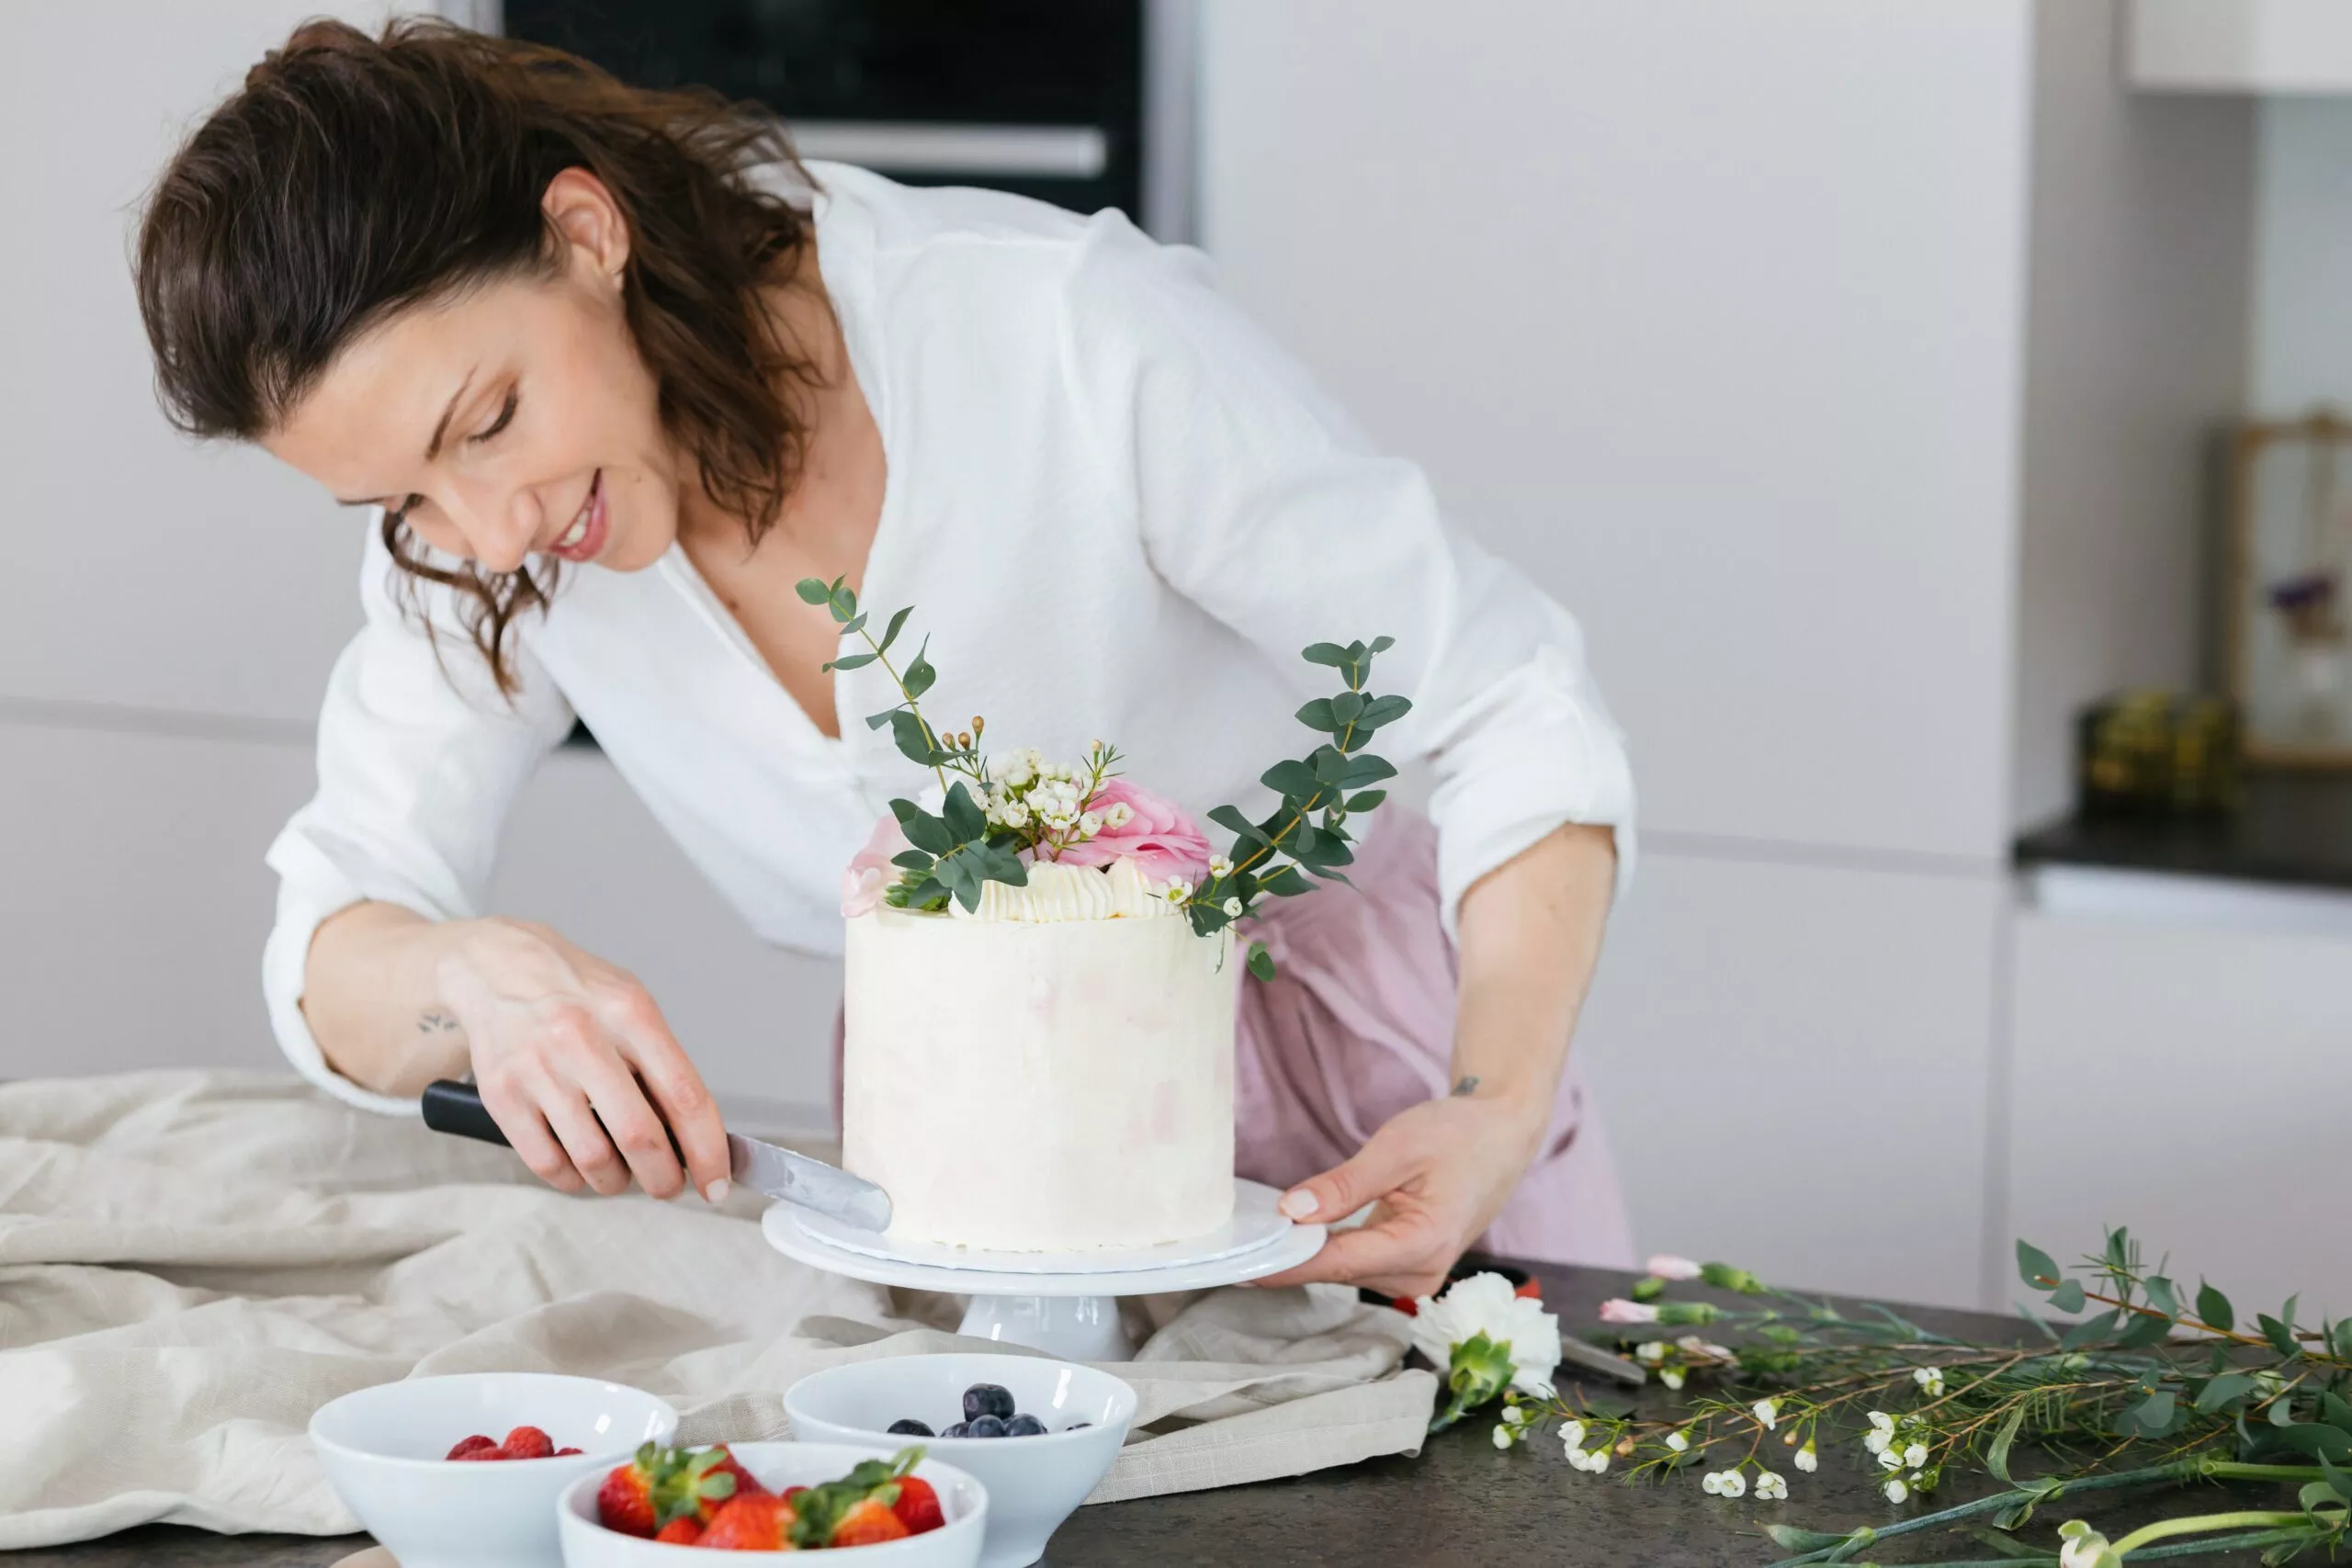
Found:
[1503,1228,2352,1567]
[1184,637,1412,979]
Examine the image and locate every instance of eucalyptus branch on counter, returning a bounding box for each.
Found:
[1487,1229,2352,1566]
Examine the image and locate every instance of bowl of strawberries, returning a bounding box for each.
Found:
[309,1371,678,1568]
[559,1441,985,1562]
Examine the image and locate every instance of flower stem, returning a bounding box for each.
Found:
[2111,1510,2325,1556]
[1891,1529,2320,1568]
[1766,1463,2199,1567]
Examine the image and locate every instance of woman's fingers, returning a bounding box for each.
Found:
[1275,1119,1424,1227]
[538,1081,634,1196]
[1250,1213,1452,1298]
[607,994,732,1204]
[573,1049,689,1200]
[478,1073,584,1194]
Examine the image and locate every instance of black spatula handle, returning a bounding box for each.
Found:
[421,1078,509,1145]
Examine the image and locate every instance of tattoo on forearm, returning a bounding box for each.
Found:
[1451,1075,1481,1097]
[418,1010,462,1036]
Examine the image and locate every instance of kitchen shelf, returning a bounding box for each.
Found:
[2014,770,2352,890]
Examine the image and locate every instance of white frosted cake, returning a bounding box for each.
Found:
[841,860,1238,1252]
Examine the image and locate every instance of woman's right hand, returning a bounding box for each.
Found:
[430,918,731,1203]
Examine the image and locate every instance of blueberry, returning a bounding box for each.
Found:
[940,1422,969,1438]
[1004,1414,1046,1437]
[887,1418,934,1437]
[967,1415,1007,1439]
[963,1383,1015,1423]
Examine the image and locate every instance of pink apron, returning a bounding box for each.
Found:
[1234,810,1634,1269]
[830,811,1634,1269]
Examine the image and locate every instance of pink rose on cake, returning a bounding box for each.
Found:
[842,812,913,918]
[1055,778,1213,889]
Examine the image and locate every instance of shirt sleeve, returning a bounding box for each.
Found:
[1057,212,1635,935]
[262,525,575,1114]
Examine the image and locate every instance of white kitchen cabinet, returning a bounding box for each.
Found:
[1576,851,2007,1310]
[2007,908,2352,1314]
[2128,0,2352,94]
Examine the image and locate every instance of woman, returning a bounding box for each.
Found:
[137,19,1634,1299]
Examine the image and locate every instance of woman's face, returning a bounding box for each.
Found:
[264,170,681,575]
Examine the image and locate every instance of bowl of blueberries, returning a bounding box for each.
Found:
[784,1353,1135,1568]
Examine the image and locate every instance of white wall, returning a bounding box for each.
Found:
[2009,1,2254,832]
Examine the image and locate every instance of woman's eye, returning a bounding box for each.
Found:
[470,388,518,445]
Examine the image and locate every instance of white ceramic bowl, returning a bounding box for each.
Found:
[310,1372,677,1568]
[556,1440,986,1565]
[786,1353,1135,1568]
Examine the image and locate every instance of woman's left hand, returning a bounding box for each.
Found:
[1247,1091,1548,1300]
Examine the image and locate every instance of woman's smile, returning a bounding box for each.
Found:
[548,469,608,562]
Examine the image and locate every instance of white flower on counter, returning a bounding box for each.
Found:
[1634,1341,1668,1365]
[1410,1271,1564,1403]
[1751,1399,1779,1431]
[1755,1470,1788,1501]
[1878,1447,1905,1472]
[1884,1477,1910,1505]
[1646,1254,1704,1281]
[1660,1369,1686,1391]
[1702,1470,1747,1498]
[1500,1404,1526,1427]
[1665,1431,1690,1453]
[2059,1521,2124,1568]
[1904,1442,1928,1472]
[1793,1440,1818,1473]
[1676,1335,1734,1362]
[1491,1423,1514,1450]
[1914,1366,1946,1397]
[1558,1419,1587,1452]
[1600,1299,1660,1325]
[1581,1449,1611,1474]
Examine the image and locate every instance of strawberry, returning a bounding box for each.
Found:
[448,1445,505,1461]
[652,1517,705,1545]
[829,1496,910,1548]
[555,1447,582,1456]
[698,1492,797,1550]
[692,1445,767,1523]
[502,1426,555,1460]
[1513,1279,1544,1302]
[888,1474,944,1536]
[596,1443,670,1537]
[446,1434,499,1461]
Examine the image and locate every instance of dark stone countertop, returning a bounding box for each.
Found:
[2015,770,2352,890]
[4,1261,2259,1568]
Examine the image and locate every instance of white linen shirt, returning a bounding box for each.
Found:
[262,164,1636,1115]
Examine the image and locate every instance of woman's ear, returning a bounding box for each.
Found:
[541,166,631,283]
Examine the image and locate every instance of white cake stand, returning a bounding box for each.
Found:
[761,1178,1328,1361]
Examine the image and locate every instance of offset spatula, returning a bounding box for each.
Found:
[421,1078,893,1232]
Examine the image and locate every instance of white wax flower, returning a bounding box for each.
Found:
[1077,811,1104,838]
[1583,1449,1610,1474]
[1864,1428,1891,1455]
[1501,1404,1526,1427]
[1408,1271,1564,1399]
[1717,1472,1747,1499]
[1208,854,1235,879]
[1913,1367,1946,1397]
[1793,1442,1818,1473]
[1491,1424,1513,1450]
[1905,1443,1928,1471]
[1634,1341,1668,1365]
[1660,1369,1686,1390]
[1104,801,1135,829]
[1751,1399,1779,1431]
[1878,1448,1904,1472]
[1162,879,1193,903]
[1701,1472,1725,1495]
[1755,1471,1787,1501]
[1868,1411,1895,1433]
[1558,1420,1587,1451]
[1883,1478,1909,1505]
[1222,897,1243,917]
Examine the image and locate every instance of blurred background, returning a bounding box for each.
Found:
[4,0,2346,1314]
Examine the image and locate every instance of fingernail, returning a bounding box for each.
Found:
[703,1178,730,1204]
[1278,1188,1319,1220]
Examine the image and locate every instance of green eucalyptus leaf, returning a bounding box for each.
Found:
[1208,804,1270,845]
[2049,1279,2086,1314]
[890,709,936,767]
[943,783,989,843]
[1368,635,1395,654]
[1339,753,1396,788]
[827,652,877,671]
[840,611,867,637]
[2335,1318,2352,1360]
[879,605,912,652]
[2198,1280,2235,1333]
[2017,1240,2061,1292]
[2117,1311,2175,1349]
[900,813,955,857]
[1313,746,1350,784]
[2320,1452,2352,1505]
[1295,697,1340,735]
[2322,1393,2352,1433]
[2197,1373,2258,1414]
[1301,642,1349,668]
[1344,789,1387,813]
[1257,865,1313,897]
[867,708,900,730]
[2132,1389,2177,1432]
[1261,759,1322,800]
[1245,942,1275,981]
[903,639,936,701]
[889,850,934,872]
[2267,1424,2352,1463]
[1356,694,1411,731]
[2260,1313,2301,1359]
[2143,1275,2180,1319]
[2061,1309,2120,1350]
[1330,690,1365,723]
[795,578,831,605]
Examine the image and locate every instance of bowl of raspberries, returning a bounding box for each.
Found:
[558,1441,984,1562]
[785,1353,1134,1568]
[309,1371,678,1568]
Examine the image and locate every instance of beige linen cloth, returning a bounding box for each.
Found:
[0,1071,1436,1550]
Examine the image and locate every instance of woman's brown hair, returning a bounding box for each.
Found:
[136,17,814,693]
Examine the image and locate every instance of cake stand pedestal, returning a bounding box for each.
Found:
[760,1179,1328,1361]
